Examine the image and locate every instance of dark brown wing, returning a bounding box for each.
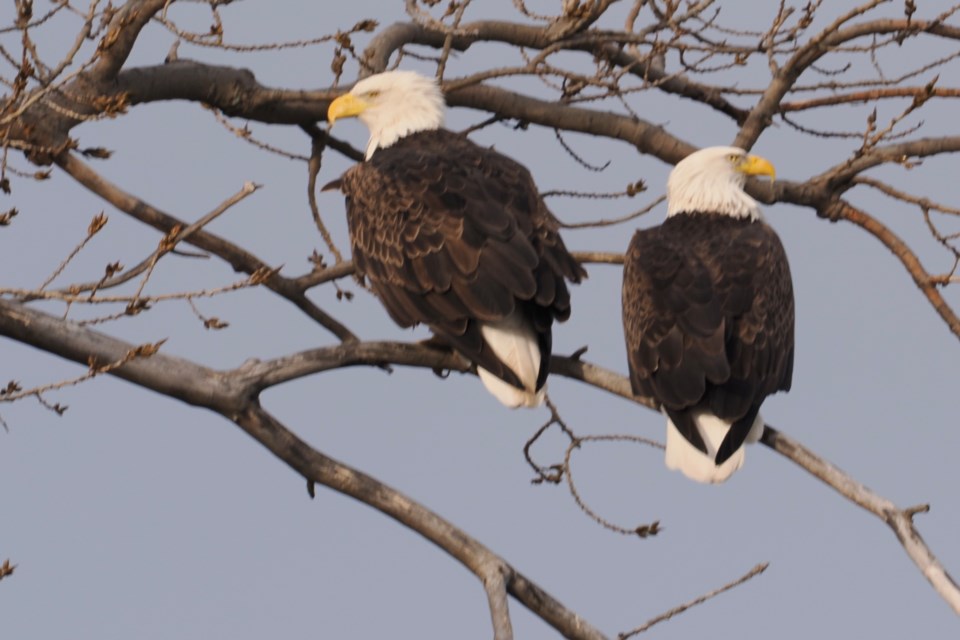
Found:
[336,129,585,388]
[622,213,794,459]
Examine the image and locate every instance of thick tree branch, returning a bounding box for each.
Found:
[236,404,608,640]
[109,60,697,165]
[2,297,956,614]
[0,298,241,412]
[445,84,694,165]
[5,3,960,631]
[116,62,339,124]
[90,0,172,81]
[362,20,748,122]
[0,297,607,639]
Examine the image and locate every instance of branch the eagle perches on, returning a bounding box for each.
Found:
[2,0,960,637]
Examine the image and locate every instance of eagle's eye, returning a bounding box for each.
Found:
[727,153,741,163]
[364,90,381,99]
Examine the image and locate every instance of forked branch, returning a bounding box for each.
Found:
[1,298,957,615]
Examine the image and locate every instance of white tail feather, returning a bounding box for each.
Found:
[664,411,764,483]
[477,311,545,408]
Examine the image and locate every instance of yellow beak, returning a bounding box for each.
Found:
[738,154,776,181]
[327,93,369,125]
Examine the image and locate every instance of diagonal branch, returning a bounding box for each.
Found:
[735,13,960,150]
[238,403,608,640]
[761,425,960,614]
[0,297,606,639]
[445,83,695,165]
[89,0,172,82]
[362,20,748,122]
[54,152,357,342]
[619,562,769,638]
[831,200,960,340]
[2,292,958,614]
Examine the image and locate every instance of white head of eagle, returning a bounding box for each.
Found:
[666,146,776,221]
[325,70,587,409]
[622,145,794,483]
[327,71,445,159]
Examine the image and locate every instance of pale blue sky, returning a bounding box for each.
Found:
[1,1,958,638]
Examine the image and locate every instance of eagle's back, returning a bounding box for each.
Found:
[338,129,585,388]
[622,212,794,450]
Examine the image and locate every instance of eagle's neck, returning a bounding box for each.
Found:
[666,175,763,221]
[363,103,444,159]
[366,121,440,159]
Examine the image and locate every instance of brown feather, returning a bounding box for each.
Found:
[335,129,586,393]
[622,212,794,457]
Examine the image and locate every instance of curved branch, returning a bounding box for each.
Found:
[110,60,696,165]
[833,200,960,339]
[813,137,960,188]
[445,84,694,164]
[0,297,608,639]
[736,14,960,149]
[90,0,172,82]
[363,20,748,122]
[762,425,960,614]
[2,293,958,614]
[480,560,514,640]
[237,404,607,640]
[242,340,468,391]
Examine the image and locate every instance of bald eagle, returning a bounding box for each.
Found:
[325,71,586,408]
[622,146,794,483]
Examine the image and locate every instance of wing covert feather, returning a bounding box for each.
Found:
[622,214,793,425]
[334,129,586,388]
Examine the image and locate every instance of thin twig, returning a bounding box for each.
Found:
[0,558,15,582]
[301,124,345,264]
[37,212,108,291]
[619,563,769,638]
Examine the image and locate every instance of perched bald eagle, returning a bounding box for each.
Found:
[325,71,586,408]
[622,146,794,483]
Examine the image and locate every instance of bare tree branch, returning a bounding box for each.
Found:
[480,559,514,640]
[89,0,172,82]
[3,296,957,614]
[0,297,608,639]
[0,558,15,582]
[5,1,960,632]
[54,152,357,343]
[619,562,769,638]
[762,426,960,614]
[832,200,960,339]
